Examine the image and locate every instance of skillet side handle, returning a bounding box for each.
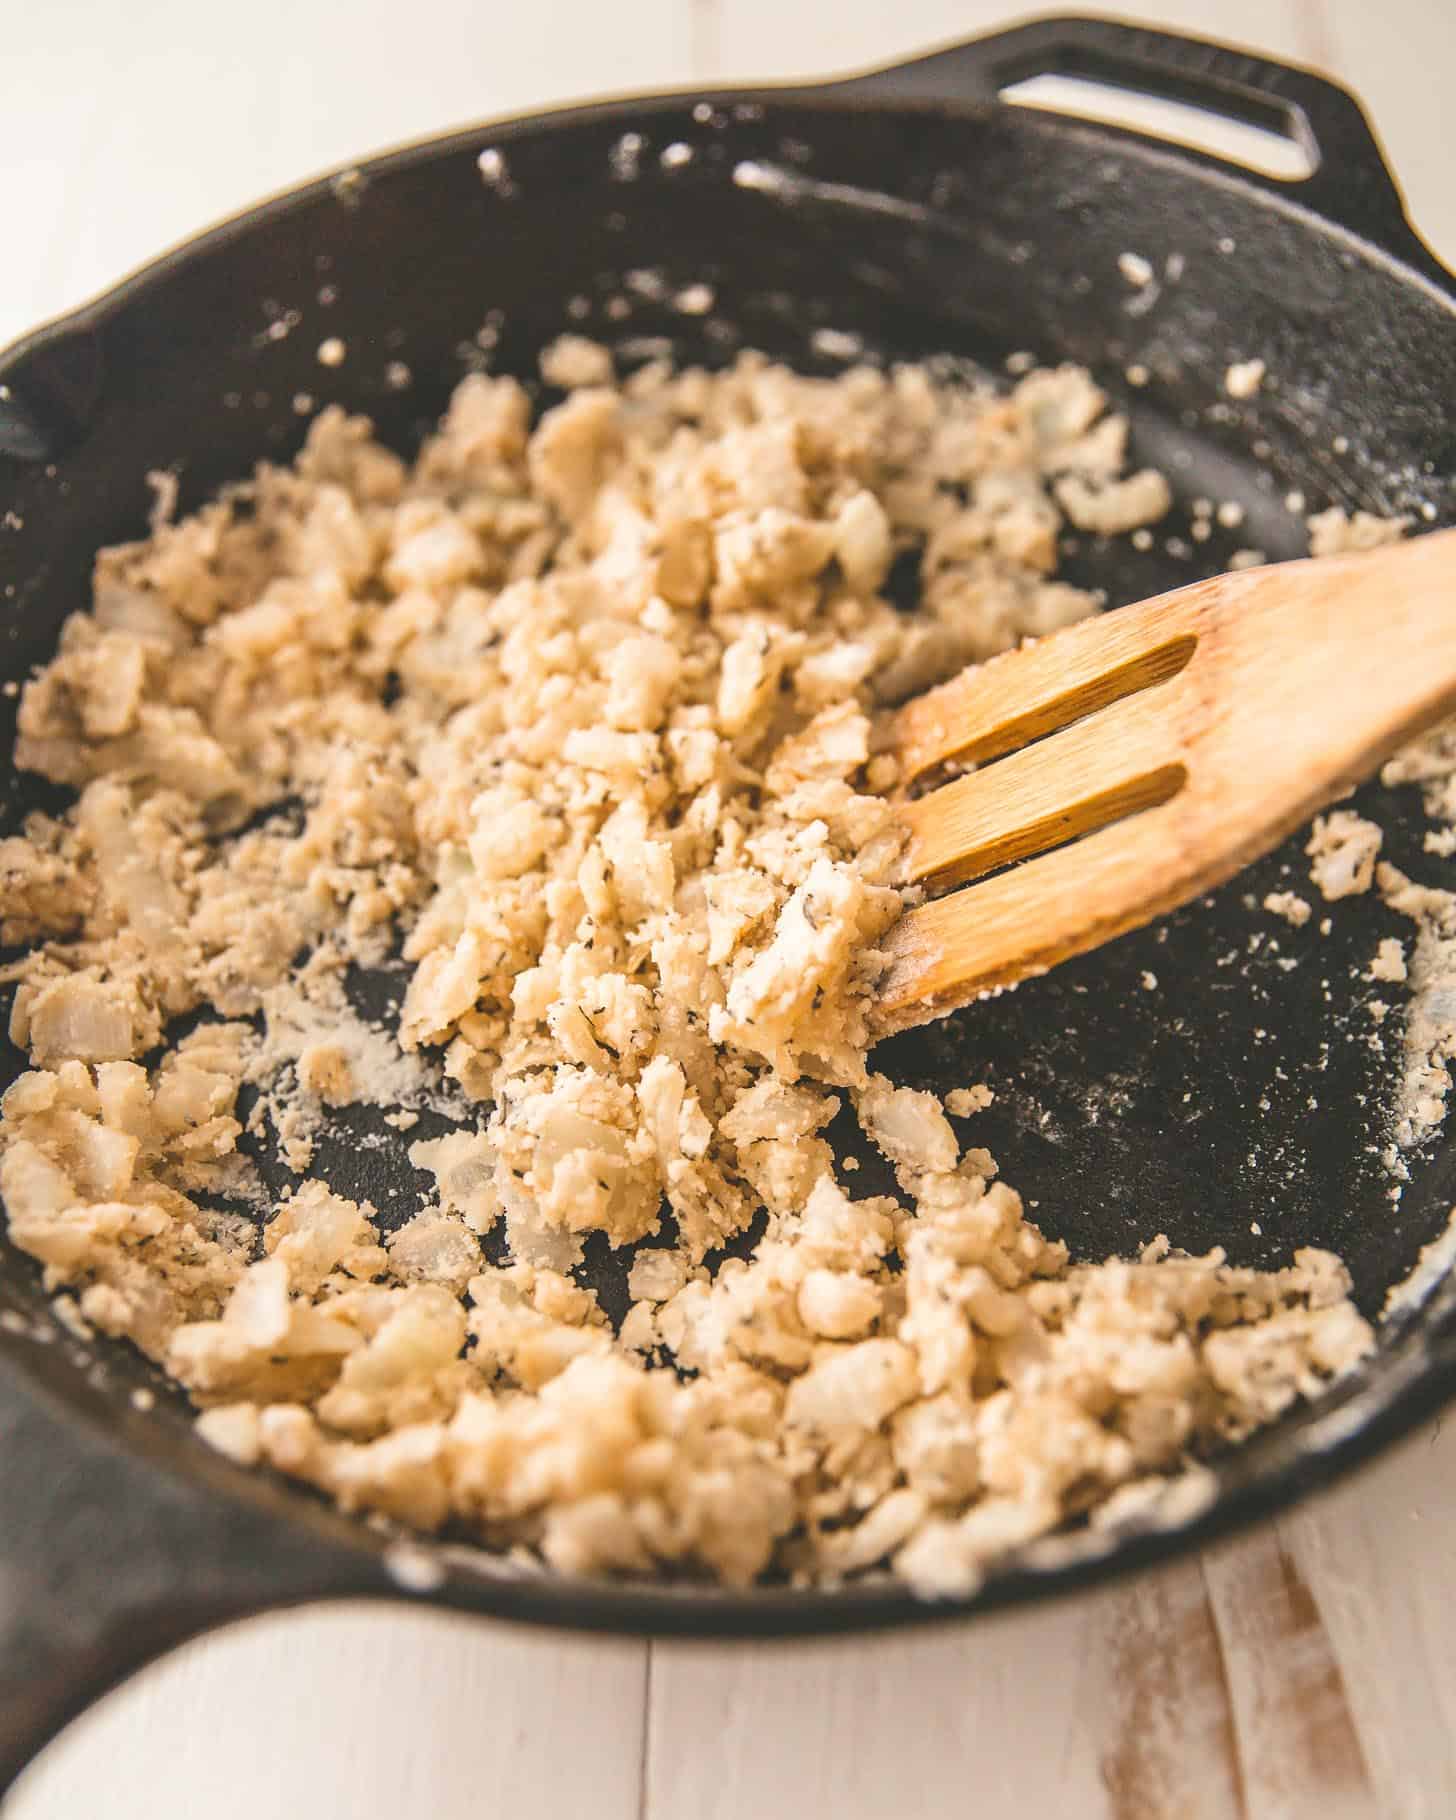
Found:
[824,14,1447,279]
[0,1354,371,1798]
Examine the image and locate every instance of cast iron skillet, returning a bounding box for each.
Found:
[3,11,1456,1791]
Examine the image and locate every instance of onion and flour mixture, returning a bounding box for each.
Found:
[0,344,1373,1594]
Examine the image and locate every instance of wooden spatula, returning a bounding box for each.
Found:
[875,528,1456,1035]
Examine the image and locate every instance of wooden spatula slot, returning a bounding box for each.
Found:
[900,677,1192,888]
[894,624,1199,786]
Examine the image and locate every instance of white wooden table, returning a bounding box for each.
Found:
[5,3,1456,1814]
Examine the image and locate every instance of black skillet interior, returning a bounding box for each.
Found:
[4,12,1456,1787]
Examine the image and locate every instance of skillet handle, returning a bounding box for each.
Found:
[0,1343,373,1798]
[827,14,1443,277]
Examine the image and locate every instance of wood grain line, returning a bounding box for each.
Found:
[637,1644,654,1820]
[1202,1530,1378,1815]
[1275,1543,1375,1792]
[689,0,721,82]
[1200,1576,1254,1820]
[1294,0,1338,70]
[1100,1565,1248,1820]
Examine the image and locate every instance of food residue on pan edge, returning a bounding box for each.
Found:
[0,341,1445,1596]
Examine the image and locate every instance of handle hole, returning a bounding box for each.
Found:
[1001,73,1316,181]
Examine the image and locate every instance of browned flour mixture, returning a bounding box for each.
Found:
[0,346,1384,1593]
